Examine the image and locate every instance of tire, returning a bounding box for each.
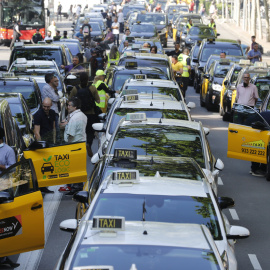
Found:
[222,105,230,121]
[200,91,205,107]
[219,103,224,116]
[205,93,213,111]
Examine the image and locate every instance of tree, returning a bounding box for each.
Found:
[263,0,270,41]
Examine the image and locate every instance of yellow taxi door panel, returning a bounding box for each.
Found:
[23,142,87,187]
[228,123,269,163]
[0,192,44,257]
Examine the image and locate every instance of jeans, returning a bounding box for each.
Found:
[114,34,119,46]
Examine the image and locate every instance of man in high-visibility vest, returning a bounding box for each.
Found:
[208,18,217,36]
[186,19,193,32]
[93,70,116,112]
[178,48,191,98]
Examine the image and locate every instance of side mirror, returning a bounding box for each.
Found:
[214,158,224,170]
[92,123,105,132]
[203,74,210,79]
[59,219,77,232]
[98,113,107,120]
[223,80,228,86]
[108,98,115,105]
[251,121,269,131]
[226,225,250,240]
[28,140,48,150]
[66,74,77,80]
[193,59,198,63]
[187,101,196,109]
[0,192,14,204]
[218,196,235,209]
[216,33,220,36]
[0,65,7,71]
[198,66,204,72]
[72,191,89,204]
[91,152,100,164]
[203,127,210,135]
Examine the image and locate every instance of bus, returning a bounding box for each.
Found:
[0,0,46,46]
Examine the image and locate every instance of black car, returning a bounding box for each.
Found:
[200,59,234,111]
[193,38,244,93]
[9,43,72,75]
[130,22,158,39]
[105,64,169,91]
[136,12,169,47]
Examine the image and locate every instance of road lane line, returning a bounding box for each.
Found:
[229,209,239,220]
[16,186,63,270]
[248,254,262,270]
[218,177,223,185]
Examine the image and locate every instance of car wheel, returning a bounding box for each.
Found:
[219,103,224,116]
[222,105,230,121]
[200,91,205,107]
[205,93,213,111]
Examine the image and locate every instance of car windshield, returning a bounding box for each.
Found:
[110,125,204,167]
[0,85,38,110]
[123,6,145,16]
[90,194,221,240]
[13,49,62,67]
[118,59,171,79]
[131,24,155,33]
[113,73,168,90]
[137,14,166,24]
[105,159,204,180]
[76,22,101,32]
[189,27,214,36]
[9,103,25,126]
[72,245,221,270]
[201,46,243,62]
[255,80,270,101]
[109,108,188,134]
[119,41,163,53]
[214,64,232,78]
[231,67,242,83]
[192,45,200,59]
[168,6,189,13]
[61,43,80,55]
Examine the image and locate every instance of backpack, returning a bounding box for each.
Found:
[75,84,95,112]
[258,44,264,54]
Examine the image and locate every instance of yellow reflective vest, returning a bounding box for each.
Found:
[93,80,107,109]
[107,52,119,68]
[208,23,217,35]
[178,54,189,77]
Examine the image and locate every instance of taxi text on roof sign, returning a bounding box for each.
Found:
[113,149,137,159]
[126,112,147,122]
[92,216,125,231]
[112,170,139,182]
[134,74,147,80]
[123,94,139,102]
[125,61,138,68]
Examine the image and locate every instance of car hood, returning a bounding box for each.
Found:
[155,25,167,31]
[130,32,156,37]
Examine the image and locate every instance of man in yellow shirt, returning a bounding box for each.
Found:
[172,55,183,88]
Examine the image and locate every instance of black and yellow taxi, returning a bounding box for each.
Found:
[105,63,169,92]
[130,22,158,40]
[136,12,169,47]
[193,38,244,93]
[227,103,270,181]
[200,59,234,111]
[256,75,270,112]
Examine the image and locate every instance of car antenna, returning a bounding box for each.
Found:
[150,156,154,165]
[150,101,153,106]
[159,118,162,123]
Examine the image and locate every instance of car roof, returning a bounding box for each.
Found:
[11,59,56,66]
[123,78,178,87]
[81,222,212,249]
[0,76,34,85]
[120,52,169,60]
[0,93,21,103]
[12,44,65,49]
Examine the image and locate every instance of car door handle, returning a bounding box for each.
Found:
[229,129,238,133]
[71,148,82,152]
[31,204,42,210]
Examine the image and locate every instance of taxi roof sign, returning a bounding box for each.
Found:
[139,48,150,53]
[14,41,24,47]
[239,59,251,66]
[126,36,135,42]
[15,58,27,64]
[132,44,141,50]
[126,112,147,122]
[0,72,15,78]
[73,266,114,270]
[207,38,215,43]
[123,94,139,102]
[92,216,125,231]
[122,89,138,95]
[114,149,137,160]
[219,59,230,65]
[112,170,140,184]
[125,61,138,68]
[134,74,147,80]
[254,62,268,68]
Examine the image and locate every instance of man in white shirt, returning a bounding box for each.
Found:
[117,9,124,33]
[63,97,87,143]
[112,17,120,46]
[44,30,53,41]
[122,28,131,41]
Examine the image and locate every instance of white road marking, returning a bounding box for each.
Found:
[16,186,63,270]
[229,209,239,220]
[248,254,262,270]
[218,177,223,185]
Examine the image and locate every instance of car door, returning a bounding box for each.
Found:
[227,103,270,163]
[23,139,87,188]
[0,159,44,257]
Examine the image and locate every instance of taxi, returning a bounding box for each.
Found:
[227,103,270,181]
[57,220,228,269]
[105,63,169,92]
[219,60,251,119]
[193,38,244,93]
[117,52,174,80]
[232,62,270,111]
[130,22,158,39]
[256,75,270,112]
[92,91,194,154]
[92,113,224,191]
[200,59,234,111]
[62,169,249,269]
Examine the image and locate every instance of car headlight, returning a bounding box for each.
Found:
[181,35,186,39]
[212,84,222,91]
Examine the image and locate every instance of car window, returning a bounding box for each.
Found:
[109,108,188,134]
[9,103,26,126]
[255,80,270,101]
[214,64,231,78]
[90,194,222,240]
[131,24,155,33]
[110,125,205,167]
[230,67,242,84]
[201,46,242,62]
[232,103,268,127]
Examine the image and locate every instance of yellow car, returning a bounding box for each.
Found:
[227,103,270,180]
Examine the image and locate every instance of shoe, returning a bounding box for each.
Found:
[251,170,266,177]
[40,187,54,193]
[58,185,72,192]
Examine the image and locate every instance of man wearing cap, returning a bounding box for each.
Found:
[93,70,117,112]
[31,28,43,44]
[10,20,22,50]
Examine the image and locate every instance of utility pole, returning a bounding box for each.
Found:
[255,0,262,39]
[263,0,270,41]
